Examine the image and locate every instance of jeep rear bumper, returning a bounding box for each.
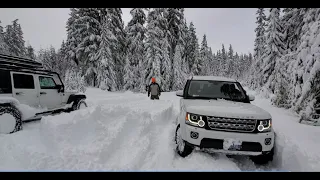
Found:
[183,124,275,156]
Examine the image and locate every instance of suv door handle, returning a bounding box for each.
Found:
[16,92,24,95]
[40,92,47,95]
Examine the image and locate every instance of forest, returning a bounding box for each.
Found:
[0,8,319,121]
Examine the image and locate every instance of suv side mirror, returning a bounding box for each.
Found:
[248,94,255,101]
[56,85,64,93]
[176,90,183,97]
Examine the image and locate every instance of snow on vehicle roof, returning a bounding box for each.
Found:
[190,76,237,82]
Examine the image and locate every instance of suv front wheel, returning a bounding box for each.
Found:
[250,147,274,165]
[175,124,193,157]
[0,105,22,134]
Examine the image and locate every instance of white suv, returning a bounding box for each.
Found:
[174,76,275,164]
[0,54,87,134]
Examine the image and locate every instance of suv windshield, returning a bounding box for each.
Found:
[187,80,247,102]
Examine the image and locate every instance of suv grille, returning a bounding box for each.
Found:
[206,116,257,133]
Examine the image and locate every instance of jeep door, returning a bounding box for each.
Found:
[11,72,40,107]
[37,75,63,110]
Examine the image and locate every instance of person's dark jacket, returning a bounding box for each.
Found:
[148,82,161,97]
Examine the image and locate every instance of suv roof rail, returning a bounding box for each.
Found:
[0,53,43,69]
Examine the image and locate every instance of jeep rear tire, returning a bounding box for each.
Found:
[175,124,193,157]
[0,105,22,134]
[72,99,88,111]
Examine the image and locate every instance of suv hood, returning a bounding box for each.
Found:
[182,99,271,120]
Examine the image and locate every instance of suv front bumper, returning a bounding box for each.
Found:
[183,124,274,156]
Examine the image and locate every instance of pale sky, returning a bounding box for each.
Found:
[0,8,256,55]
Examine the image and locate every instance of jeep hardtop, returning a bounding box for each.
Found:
[0,53,87,134]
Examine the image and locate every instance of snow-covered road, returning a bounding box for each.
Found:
[0,88,319,171]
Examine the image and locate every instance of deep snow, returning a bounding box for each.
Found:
[0,88,319,171]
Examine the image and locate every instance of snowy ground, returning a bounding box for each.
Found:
[0,88,320,171]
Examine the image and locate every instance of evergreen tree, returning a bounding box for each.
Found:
[188,22,200,74]
[165,8,185,89]
[226,44,234,77]
[0,21,9,54]
[261,8,285,92]
[123,8,146,91]
[26,45,36,59]
[199,34,210,75]
[144,9,165,89]
[253,8,267,60]
[172,44,186,90]
[4,19,26,56]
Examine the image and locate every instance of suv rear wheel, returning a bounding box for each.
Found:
[0,105,22,134]
[175,124,193,157]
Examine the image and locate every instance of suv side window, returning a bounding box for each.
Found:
[0,69,12,94]
[39,76,56,89]
[13,73,35,89]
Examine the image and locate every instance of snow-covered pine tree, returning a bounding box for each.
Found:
[251,8,267,88]
[261,8,286,93]
[65,8,80,65]
[208,47,216,76]
[180,18,191,74]
[233,52,240,80]
[226,44,234,77]
[57,41,72,81]
[156,8,172,91]
[144,9,164,89]
[271,55,291,109]
[144,8,171,91]
[95,16,117,91]
[270,9,306,109]
[215,50,222,76]
[25,45,36,60]
[38,46,58,72]
[65,8,102,87]
[0,21,9,54]
[220,44,228,76]
[105,8,126,90]
[292,9,320,118]
[254,8,267,60]
[282,8,306,53]
[4,19,26,57]
[164,8,185,89]
[250,8,268,89]
[188,22,201,75]
[123,8,146,91]
[172,43,187,91]
[64,67,86,93]
[199,34,210,76]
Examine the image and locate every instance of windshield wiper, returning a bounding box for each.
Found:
[188,96,217,100]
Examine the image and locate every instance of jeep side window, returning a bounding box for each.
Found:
[39,76,56,89]
[0,70,12,93]
[13,73,35,89]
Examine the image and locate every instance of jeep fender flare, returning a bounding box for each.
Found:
[66,94,87,106]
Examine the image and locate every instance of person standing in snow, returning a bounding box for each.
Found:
[148,77,161,100]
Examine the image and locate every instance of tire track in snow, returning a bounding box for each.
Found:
[97,100,174,169]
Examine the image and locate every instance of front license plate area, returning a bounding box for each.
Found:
[223,138,242,151]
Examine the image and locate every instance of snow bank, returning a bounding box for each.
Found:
[0,97,19,105]
[16,104,47,120]
[0,93,178,170]
[250,89,320,171]
[1,88,320,171]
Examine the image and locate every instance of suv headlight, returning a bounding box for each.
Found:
[257,119,272,132]
[185,112,205,128]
